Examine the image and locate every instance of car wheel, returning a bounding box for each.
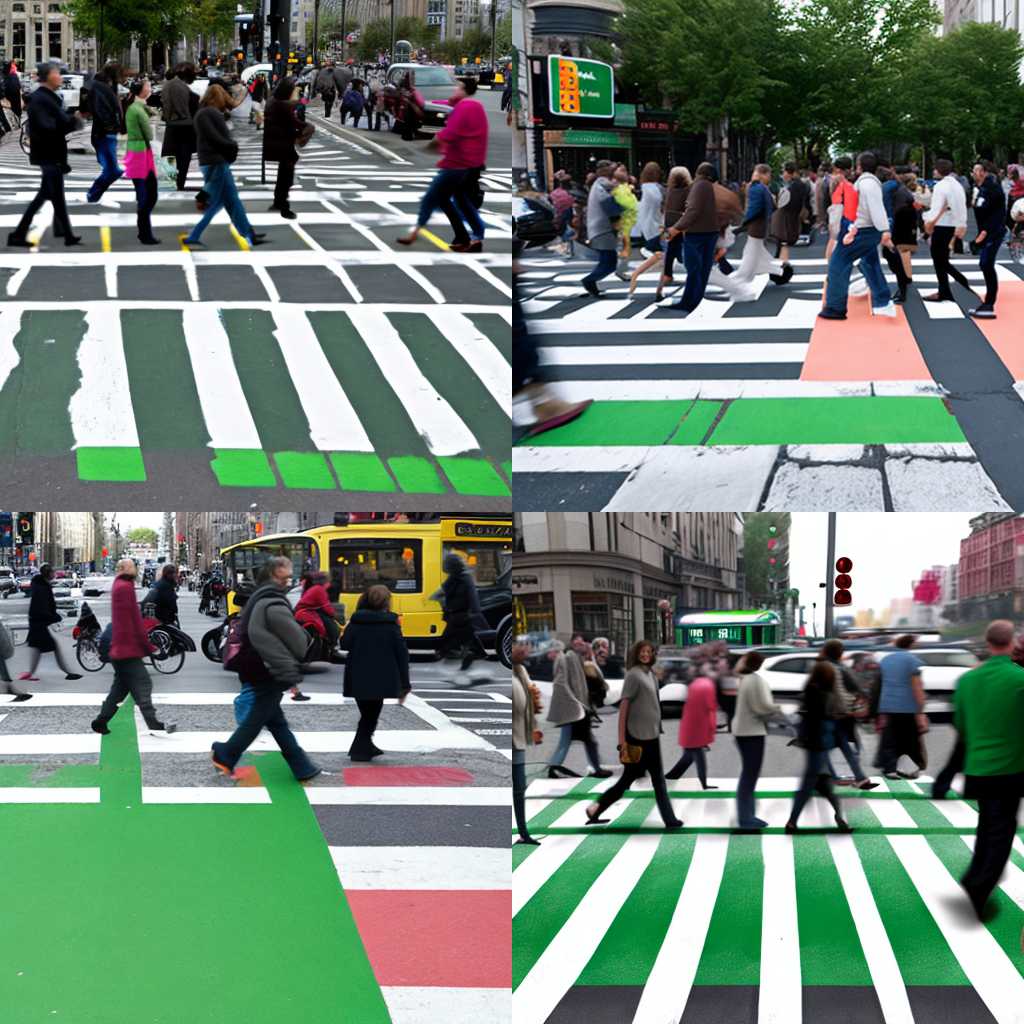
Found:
[497,615,512,669]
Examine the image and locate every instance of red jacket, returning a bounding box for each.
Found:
[110,574,154,660]
[294,584,333,638]
[436,96,488,170]
[677,675,718,749]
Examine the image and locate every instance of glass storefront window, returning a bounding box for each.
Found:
[643,599,662,646]
[442,541,511,587]
[518,592,554,636]
[572,591,634,656]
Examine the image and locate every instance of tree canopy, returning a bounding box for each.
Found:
[126,527,159,546]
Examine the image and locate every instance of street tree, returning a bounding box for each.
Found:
[742,513,791,610]
[126,527,160,546]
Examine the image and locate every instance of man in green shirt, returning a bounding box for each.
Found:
[952,619,1024,919]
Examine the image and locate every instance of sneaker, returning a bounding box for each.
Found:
[855,779,881,790]
[6,235,32,248]
[738,817,769,830]
[817,309,847,320]
[297,767,323,783]
[581,280,601,299]
[922,292,951,302]
[968,304,996,319]
[11,692,32,702]
[211,743,233,775]
[291,692,311,701]
[150,724,178,736]
[18,673,40,682]
[280,209,297,220]
[91,719,110,735]
[897,769,920,780]
[849,276,869,296]
[588,769,613,778]
[892,289,907,304]
[872,302,897,317]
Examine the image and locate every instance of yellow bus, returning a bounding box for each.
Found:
[219,515,513,656]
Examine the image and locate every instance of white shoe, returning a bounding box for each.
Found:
[872,302,897,318]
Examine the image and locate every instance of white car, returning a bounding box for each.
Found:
[59,73,84,112]
[81,575,116,597]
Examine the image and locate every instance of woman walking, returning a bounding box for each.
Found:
[648,166,691,300]
[625,162,665,294]
[262,76,308,220]
[512,641,542,845]
[732,651,782,830]
[1,623,32,698]
[665,664,718,787]
[21,564,81,683]
[545,640,608,779]
[585,640,683,829]
[160,63,198,191]
[785,660,852,834]
[339,584,411,761]
[183,83,267,249]
[667,161,721,314]
[85,64,124,203]
[891,169,919,301]
[124,78,161,245]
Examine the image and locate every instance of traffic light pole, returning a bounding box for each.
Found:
[824,511,836,638]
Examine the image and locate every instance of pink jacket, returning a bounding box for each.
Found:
[678,676,718,749]
[436,96,488,170]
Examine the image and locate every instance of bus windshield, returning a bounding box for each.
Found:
[224,538,318,587]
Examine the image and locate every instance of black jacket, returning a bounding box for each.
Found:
[27,575,61,648]
[149,577,178,625]
[194,106,238,166]
[974,174,1006,238]
[440,554,487,629]
[27,86,80,168]
[340,609,411,700]
[262,98,301,164]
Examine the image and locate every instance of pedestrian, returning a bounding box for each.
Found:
[666,161,720,314]
[785,659,852,834]
[6,63,83,249]
[512,641,542,845]
[250,73,268,130]
[707,174,756,301]
[315,61,337,117]
[732,651,782,830]
[1006,166,1024,232]
[890,168,919,301]
[584,640,683,829]
[395,76,487,252]
[875,165,913,304]
[952,619,1024,920]
[549,172,576,256]
[338,584,411,761]
[433,552,487,671]
[623,162,664,290]
[574,161,620,298]
[579,638,608,718]
[2,59,23,127]
[211,555,321,781]
[292,570,338,689]
[771,161,809,266]
[90,558,175,737]
[263,75,309,221]
[1,615,31,699]
[967,159,1007,319]
[731,164,792,287]
[610,165,639,278]
[396,72,424,140]
[814,162,834,239]
[921,158,974,305]
[85,63,124,203]
[147,563,179,625]
[183,83,267,249]
[339,81,364,125]
[332,60,354,98]
[819,151,897,320]
[874,634,928,779]
[630,164,686,299]
[544,640,608,779]
[665,663,719,786]
[123,78,161,246]
[19,564,82,682]
[819,640,879,790]
[160,62,199,192]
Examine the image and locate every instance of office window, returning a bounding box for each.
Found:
[49,22,61,59]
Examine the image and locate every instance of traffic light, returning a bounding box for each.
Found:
[834,556,853,606]
[17,512,34,545]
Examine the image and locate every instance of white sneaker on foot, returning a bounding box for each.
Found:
[872,302,897,317]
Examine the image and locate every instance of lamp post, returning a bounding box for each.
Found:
[312,0,320,63]
[389,0,396,62]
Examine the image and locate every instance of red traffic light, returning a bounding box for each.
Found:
[835,556,853,573]
[835,590,852,606]
[835,573,852,589]
[101,547,108,557]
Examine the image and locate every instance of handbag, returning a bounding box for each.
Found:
[618,741,643,764]
[154,154,177,192]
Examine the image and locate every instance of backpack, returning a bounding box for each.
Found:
[98,622,113,663]
[222,612,266,679]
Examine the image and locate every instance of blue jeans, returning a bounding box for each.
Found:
[416,167,485,241]
[87,134,123,202]
[676,231,719,311]
[789,721,843,824]
[979,229,1005,305]
[581,248,617,288]
[735,735,765,826]
[824,226,892,313]
[185,163,255,245]
[827,722,866,781]
[549,721,601,772]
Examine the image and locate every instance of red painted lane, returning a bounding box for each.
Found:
[800,291,932,381]
[342,766,475,786]
[348,890,512,987]
[968,277,1024,378]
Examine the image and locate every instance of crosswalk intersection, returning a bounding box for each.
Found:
[514,774,1024,1024]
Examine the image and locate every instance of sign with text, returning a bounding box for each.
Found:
[547,55,614,119]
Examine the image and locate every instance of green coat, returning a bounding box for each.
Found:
[125,99,153,153]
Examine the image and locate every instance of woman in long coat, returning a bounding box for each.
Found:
[545,641,609,779]
[262,75,309,220]
[664,665,719,787]
[23,564,81,682]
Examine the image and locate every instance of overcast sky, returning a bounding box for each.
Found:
[786,513,972,623]
[110,512,165,534]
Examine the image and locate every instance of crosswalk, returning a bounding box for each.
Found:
[414,686,514,753]
[515,249,1024,510]
[1,688,512,1022]
[514,774,1024,1024]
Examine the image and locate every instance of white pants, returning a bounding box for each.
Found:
[732,234,782,284]
[709,263,759,302]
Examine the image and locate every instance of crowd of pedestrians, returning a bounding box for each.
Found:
[513,622,1024,925]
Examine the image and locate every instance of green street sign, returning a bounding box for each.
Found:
[547,55,614,119]
[614,102,637,127]
[561,129,630,146]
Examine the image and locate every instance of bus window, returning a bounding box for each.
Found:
[442,542,510,586]
[225,540,318,587]
[329,539,422,593]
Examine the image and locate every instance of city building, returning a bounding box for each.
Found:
[449,0,480,38]
[0,0,76,70]
[944,0,1021,34]
[35,512,102,569]
[513,513,743,655]
[957,513,1024,621]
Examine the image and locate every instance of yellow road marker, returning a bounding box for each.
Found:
[178,233,192,252]
[419,228,450,251]
[100,226,111,253]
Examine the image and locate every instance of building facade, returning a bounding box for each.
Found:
[36,512,102,569]
[0,0,75,70]
[958,513,1024,621]
[513,512,743,655]
[945,0,1021,34]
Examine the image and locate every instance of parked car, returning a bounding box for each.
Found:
[384,63,457,127]
[513,192,557,248]
[477,558,512,668]
[0,568,17,597]
[81,574,117,597]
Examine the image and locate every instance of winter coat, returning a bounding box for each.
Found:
[242,582,310,689]
[440,553,486,630]
[124,98,153,153]
[26,85,80,168]
[194,106,238,166]
[974,173,1007,238]
[89,79,122,141]
[672,177,718,234]
[663,184,690,228]
[110,574,155,660]
[161,75,194,126]
[435,95,488,170]
[678,674,718,748]
[262,97,302,164]
[771,176,809,244]
[546,650,588,726]
[294,584,338,640]
[586,176,619,251]
[27,575,61,650]
[340,608,411,700]
[332,65,354,93]
[742,180,775,239]
[713,182,743,230]
[149,576,178,625]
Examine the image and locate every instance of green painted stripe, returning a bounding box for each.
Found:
[852,834,969,984]
[525,778,601,832]
[576,834,693,985]
[513,842,538,869]
[0,764,100,787]
[329,452,397,492]
[273,451,338,490]
[693,835,762,985]
[529,825,981,836]
[388,455,448,494]
[436,456,510,496]
[223,309,315,451]
[796,834,872,985]
[710,397,966,445]
[76,446,147,482]
[210,448,278,487]
[513,799,651,989]
[99,696,141,806]
[389,312,508,459]
[518,397,967,447]
[311,312,432,460]
[467,312,512,363]
[0,310,83,455]
[121,310,210,450]
[502,459,512,482]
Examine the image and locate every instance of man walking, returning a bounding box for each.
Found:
[922,158,974,305]
[731,164,793,287]
[967,160,1007,319]
[314,61,337,117]
[433,553,487,672]
[579,161,620,298]
[875,634,927,779]
[7,63,83,248]
[85,64,124,203]
[211,556,321,782]
[666,162,720,314]
[91,558,177,737]
[819,151,896,320]
[953,620,1024,920]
